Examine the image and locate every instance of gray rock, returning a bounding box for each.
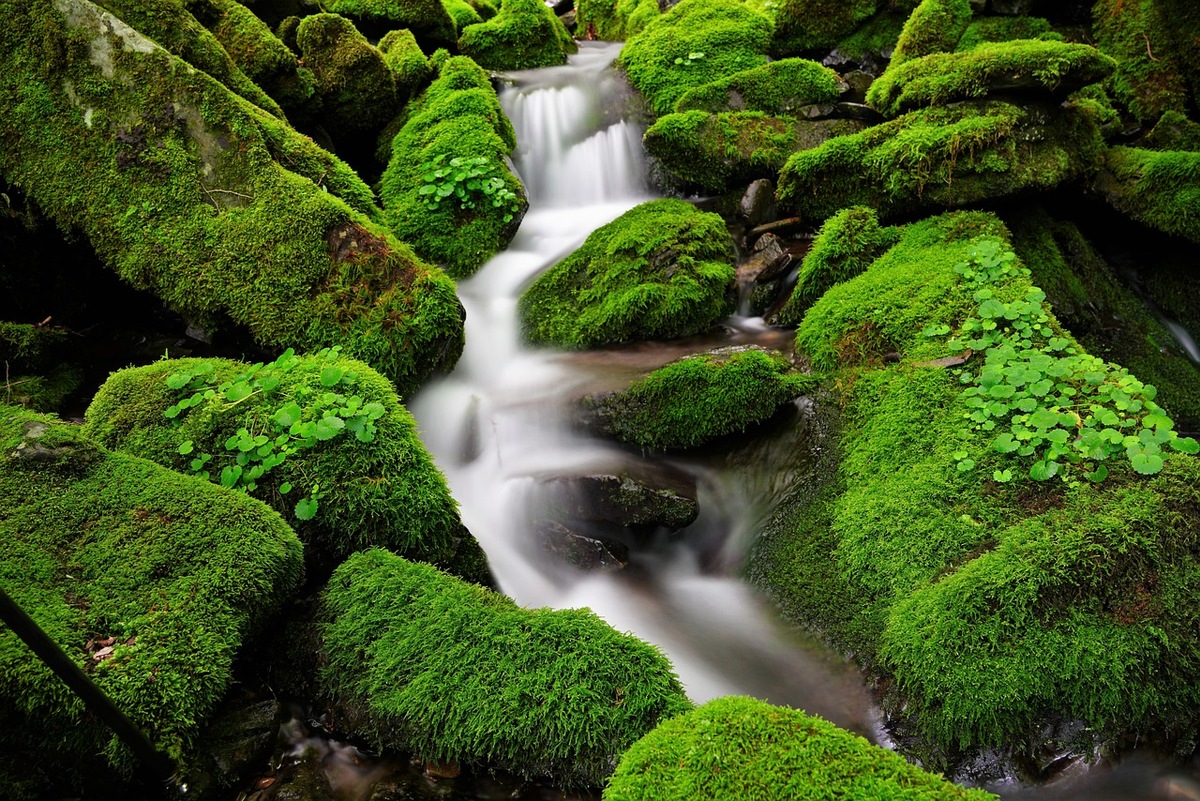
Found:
[537,521,630,572]
[737,179,776,228]
[834,102,884,123]
[542,460,699,530]
[188,700,284,796]
[841,70,875,104]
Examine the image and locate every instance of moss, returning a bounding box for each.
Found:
[378,28,432,101]
[442,0,483,33]
[84,353,482,576]
[866,40,1116,118]
[644,111,863,193]
[776,100,1104,222]
[582,346,813,449]
[577,0,659,41]
[618,0,773,117]
[0,404,303,779]
[604,696,996,801]
[379,56,525,278]
[295,13,400,135]
[832,6,907,63]
[518,199,736,349]
[772,206,900,327]
[954,16,1061,52]
[0,0,464,396]
[321,548,693,786]
[1141,109,1200,151]
[673,58,843,115]
[769,0,882,57]
[322,0,458,48]
[889,0,972,67]
[457,0,577,71]
[1093,146,1200,245]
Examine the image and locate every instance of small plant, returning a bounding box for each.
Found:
[163,346,386,520]
[938,240,1198,484]
[417,153,519,224]
[673,51,706,66]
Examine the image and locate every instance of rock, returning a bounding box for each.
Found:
[1092,147,1200,246]
[748,217,806,243]
[537,522,631,572]
[841,70,875,103]
[833,101,883,122]
[559,8,576,30]
[738,234,791,290]
[673,59,845,116]
[737,179,776,228]
[770,0,884,57]
[295,14,399,136]
[264,747,337,801]
[458,0,577,71]
[424,760,462,779]
[321,0,457,49]
[187,700,284,796]
[542,459,700,530]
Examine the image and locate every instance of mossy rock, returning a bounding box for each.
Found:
[832,6,908,65]
[322,0,458,48]
[888,0,972,67]
[442,0,482,33]
[751,210,1200,758]
[518,199,737,349]
[617,0,773,118]
[866,40,1116,118]
[604,696,996,801]
[84,352,484,578]
[769,0,883,57]
[645,111,864,193]
[320,548,693,786]
[379,28,432,96]
[0,404,303,785]
[771,206,900,327]
[457,0,577,71]
[295,13,400,135]
[776,100,1104,222]
[954,16,1061,52]
[576,0,659,41]
[673,58,844,115]
[581,346,814,450]
[0,322,82,412]
[1092,146,1200,246]
[1141,110,1200,152]
[379,56,526,278]
[0,0,464,397]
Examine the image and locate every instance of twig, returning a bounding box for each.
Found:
[1143,33,1158,61]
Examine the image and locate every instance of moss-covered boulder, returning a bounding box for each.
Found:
[673,58,844,115]
[84,351,484,578]
[379,56,525,278]
[518,199,736,349]
[776,100,1103,222]
[750,211,1200,759]
[954,16,1061,52]
[0,405,303,790]
[0,322,82,412]
[769,0,883,58]
[581,346,813,449]
[866,41,1116,118]
[320,548,693,785]
[605,696,995,800]
[378,28,432,100]
[295,13,400,135]
[618,0,773,117]
[0,0,464,397]
[576,0,659,41]
[1092,146,1200,246]
[888,0,972,67]
[442,0,482,34]
[457,0,576,71]
[1141,109,1200,152]
[771,206,899,327]
[322,0,458,48]
[645,111,864,193]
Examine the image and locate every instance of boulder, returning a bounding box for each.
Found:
[769,0,883,58]
[186,700,285,797]
[954,16,1061,52]
[672,59,844,115]
[737,179,777,228]
[541,460,700,530]
[1092,146,1200,246]
[1093,0,1200,124]
[295,14,400,136]
[321,0,458,48]
[457,0,577,71]
[575,0,659,41]
[536,521,631,572]
[887,0,972,67]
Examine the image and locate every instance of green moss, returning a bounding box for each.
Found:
[1141,109,1200,151]
[323,0,458,48]
[867,41,1115,118]
[518,199,736,349]
[954,16,1061,52]
[0,404,303,778]
[295,13,399,134]
[605,696,996,801]
[0,0,464,396]
[1094,146,1200,245]
[577,0,660,41]
[772,206,900,327]
[378,28,432,101]
[673,58,842,114]
[769,0,882,57]
[321,548,692,786]
[442,0,483,33]
[832,6,908,63]
[889,0,972,67]
[379,56,525,278]
[777,100,1103,222]
[618,0,773,117]
[644,110,863,192]
[582,347,813,449]
[457,0,576,71]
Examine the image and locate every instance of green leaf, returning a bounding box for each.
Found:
[314,416,345,441]
[992,468,1013,483]
[177,440,194,455]
[1130,451,1164,475]
[320,366,346,387]
[279,482,292,495]
[166,372,193,390]
[225,382,252,403]
[295,497,319,521]
[1170,436,1200,455]
[220,465,243,488]
[956,458,976,472]
[274,401,303,429]
[1085,464,1108,483]
[1029,460,1059,481]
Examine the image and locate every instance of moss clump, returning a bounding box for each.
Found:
[1093,146,1200,245]
[295,13,400,135]
[202,0,317,115]
[582,346,813,449]
[954,16,1061,52]
[321,548,693,786]
[773,206,900,327]
[618,0,773,117]
[1141,109,1200,151]
[323,0,458,48]
[832,6,908,63]
[776,100,1103,222]
[867,41,1116,118]
[576,0,659,41]
[752,211,1200,758]
[0,322,82,412]
[379,56,525,278]
[604,696,995,801]
[644,111,863,192]
[379,28,432,100]
[0,404,303,782]
[84,352,481,576]
[769,0,882,57]
[0,0,464,396]
[889,0,972,67]
[673,58,843,115]
[518,199,736,349]
[442,0,483,33]
[457,0,577,71]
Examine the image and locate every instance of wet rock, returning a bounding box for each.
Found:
[748,217,806,243]
[188,700,284,796]
[424,759,462,779]
[833,102,883,123]
[542,460,699,530]
[841,70,875,103]
[792,103,838,120]
[537,522,630,572]
[263,747,337,801]
[737,179,776,229]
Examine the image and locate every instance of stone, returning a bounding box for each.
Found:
[842,70,875,104]
[541,459,700,530]
[187,700,284,796]
[263,747,337,801]
[538,523,631,572]
[737,179,776,228]
[748,217,806,243]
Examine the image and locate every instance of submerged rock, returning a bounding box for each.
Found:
[542,460,700,530]
[537,521,631,572]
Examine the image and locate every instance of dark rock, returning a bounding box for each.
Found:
[263,747,337,801]
[738,234,791,292]
[559,9,576,30]
[542,460,699,530]
[841,70,875,104]
[537,521,630,572]
[188,700,284,796]
[737,179,776,228]
[834,102,884,123]
[748,217,807,243]
[991,0,1033,14]
[792,103,838,120]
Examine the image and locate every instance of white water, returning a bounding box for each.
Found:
[409,43,874,736]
